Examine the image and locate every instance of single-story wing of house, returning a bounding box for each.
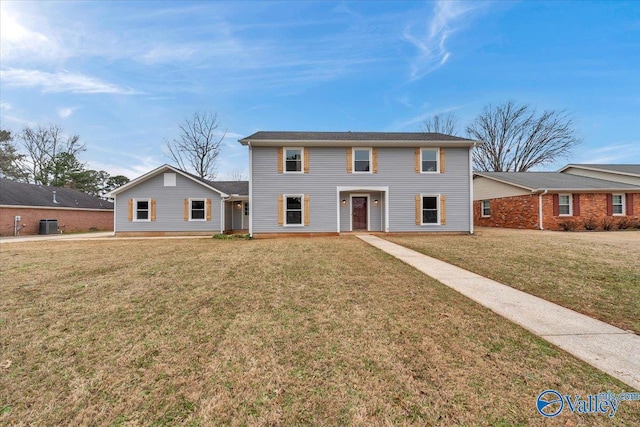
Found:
[111,131,479,237]
[0,178,114,236]
[109,164,249,237]
[473,170,640,230]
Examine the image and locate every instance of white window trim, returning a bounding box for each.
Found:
[189,198,207,221]
[420,193,440,226]
[420,147,440,174]
[133,198,151,222]
[348,193,370,231]
[558,193,572,216]
[352,147,373,174]
[284,194,305,227]
[612,193,625,216]
[481,200,491,217]
[283,147,304,174]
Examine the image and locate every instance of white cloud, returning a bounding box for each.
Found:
[0,102,12,110]
[57,107,78,119]
[403,1,485,80]
[580,143,640,164]
[0,69,139,95]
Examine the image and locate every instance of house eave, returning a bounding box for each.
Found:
[239,139,477,148]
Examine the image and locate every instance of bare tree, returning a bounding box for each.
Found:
[467,101,580,172]
[227,168,247,181]
[423,112,460,135]
[165,111,226,180]
[18,124,86,185]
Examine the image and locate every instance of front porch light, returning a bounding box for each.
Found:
[374,199,378,206]
[341,199,347,206]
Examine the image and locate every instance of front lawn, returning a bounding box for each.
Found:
[386,228,640,334]
[0,237,637,425]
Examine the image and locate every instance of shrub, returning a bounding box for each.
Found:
[582,217,598,231]
[212,233,251,240]
[559,219,578,231]
[602,217,615,231]
[616,217,634,230]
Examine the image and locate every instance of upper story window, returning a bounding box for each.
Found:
[190,199,206,221]
[134,199,150,221]
[612,194,625,215]
[285,148,303,173]
[353,148,371,173]
[558,194,572,216]
[481,200,490,217]
[421,148,439,172]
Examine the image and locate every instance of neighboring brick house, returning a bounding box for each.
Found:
[473,171,640,231]
[0,178,114,236]
[559,164,640,186]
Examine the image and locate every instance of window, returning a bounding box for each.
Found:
[284,148,303,173]
[285,195,303,225]
[421,148,439,172]
[190,199,206,221]
[135,199,150,221]
[422,196,439,224]
[481,200,491,217]
[558,194,572,216]
[612,194,625,215]
[353,148,371,172]
[244,202,249,216]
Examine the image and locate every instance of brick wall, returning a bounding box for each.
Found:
[0,207,113,236]
[541,193,640,231]
[474,192,640,231]
[474,194,539,229]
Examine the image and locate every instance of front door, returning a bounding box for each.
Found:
[352,197,368,230]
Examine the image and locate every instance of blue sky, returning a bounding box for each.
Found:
[1,0,639,180]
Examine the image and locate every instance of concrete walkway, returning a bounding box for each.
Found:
[357,234,640,391]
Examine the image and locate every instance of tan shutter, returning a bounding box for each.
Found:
[440,194,446,225]
[372,148,378,173]
[128,199,133,221]
[304,148,309,173]
[415,195,421,225]
[277,147,283,173]
[184,199,189,221]
[206,198,212,221]
[304,195,310,225]
[150,199,156,221]
[346,148,352,173]
[278,194,284,226]
[415,148,420,173]
[439,148,446,174]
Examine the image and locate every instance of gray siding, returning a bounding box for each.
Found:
[115,173,223,233]
[473,176,530,200]
[561,167,640,186]
[251,146,472,233]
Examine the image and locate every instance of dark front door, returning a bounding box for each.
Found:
[352,197,367,230]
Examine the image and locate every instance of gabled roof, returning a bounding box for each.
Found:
[473,172,640,192]
[239,131,478,147]
[558,164,640,177]
[0,178,114,209]
[108,164,249,197]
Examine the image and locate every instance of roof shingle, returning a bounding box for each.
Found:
[474,172,640,191]
[0,179,114,209]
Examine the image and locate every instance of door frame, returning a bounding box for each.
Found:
[349,193,370,231]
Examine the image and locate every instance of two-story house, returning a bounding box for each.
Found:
[240,131,477,236]
[110,131,477,237]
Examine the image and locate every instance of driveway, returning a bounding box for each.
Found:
[0,231,114,244]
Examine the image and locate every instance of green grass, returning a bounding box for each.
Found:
[0,237,638,425]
